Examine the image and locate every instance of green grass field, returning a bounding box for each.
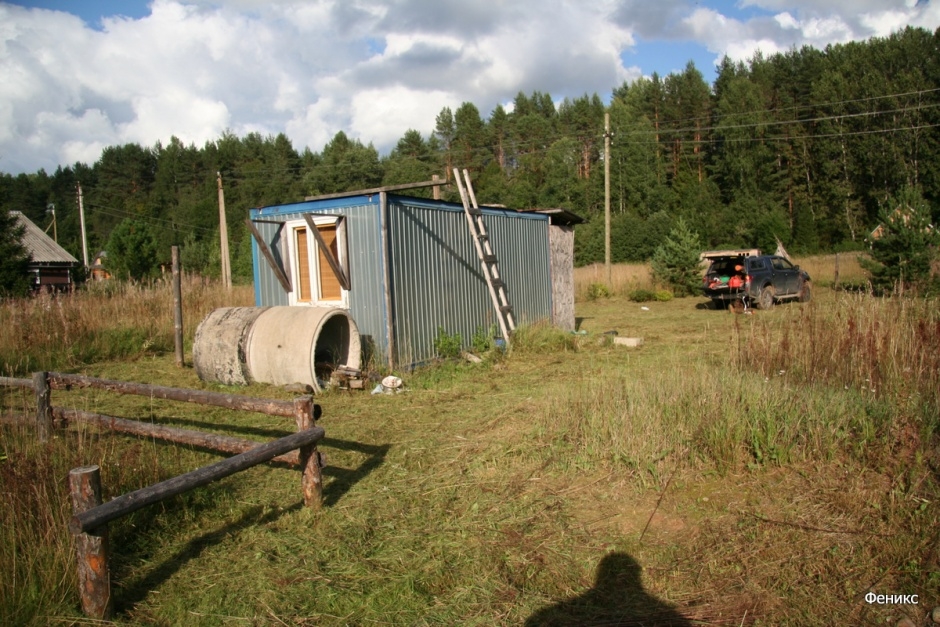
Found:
[2,261,938,626]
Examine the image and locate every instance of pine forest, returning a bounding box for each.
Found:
[2,27,938,280]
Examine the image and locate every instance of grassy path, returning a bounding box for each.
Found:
[3,288,938,625]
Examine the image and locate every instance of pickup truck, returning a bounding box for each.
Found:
[701,250,811,310]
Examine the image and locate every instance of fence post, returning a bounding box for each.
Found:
[172,246,184,368]
[834,252,840,288]
[293,396,323,508]
[69,466,113,620]
[33,371,52,442]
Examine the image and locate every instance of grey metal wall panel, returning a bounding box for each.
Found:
[252,194,553,369]
[250,200,389,366]
[386,197,551,366]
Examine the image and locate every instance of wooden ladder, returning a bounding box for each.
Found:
[453,168,516,343]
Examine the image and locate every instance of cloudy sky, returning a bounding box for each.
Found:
[0,0,937,174]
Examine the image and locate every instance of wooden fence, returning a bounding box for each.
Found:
[0,371,325,620]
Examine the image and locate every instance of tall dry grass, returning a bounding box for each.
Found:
[573,262,653,301]
[0,277,253,376]
[792,252,870,287]
[574,254,871,303]
[735,292,940,427]
[0,412,218,625]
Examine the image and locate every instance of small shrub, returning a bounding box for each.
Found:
[586,282,611,300]
[433,327,462,359]
[628,288,655,302]
[471,325,496,354]
[654,290,673,302]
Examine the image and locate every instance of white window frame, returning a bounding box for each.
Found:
[284,215,349,308]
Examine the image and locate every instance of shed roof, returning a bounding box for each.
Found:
[9,211,79,265]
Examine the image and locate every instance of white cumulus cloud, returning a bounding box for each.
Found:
[0,0,937,173]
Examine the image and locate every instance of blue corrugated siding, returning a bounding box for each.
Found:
[250,199,389,366]
[251,194,552,369]
[387,197,551,366]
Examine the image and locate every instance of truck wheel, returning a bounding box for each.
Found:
[757,285,775,310]
[799,283,811,303]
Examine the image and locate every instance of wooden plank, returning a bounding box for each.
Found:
[302,178,447,202]
[0,376,32,388]
[53,408,301,467]
[303,214,350,291]
[70,426,324,534]
[380,191,395,369]
[47,373,309,418]
[69,466,113,620]
[34,371,52,442]
[245,218,292,293]
[295,225,312,302]
[172,246,184,367]
[294,397,323,509]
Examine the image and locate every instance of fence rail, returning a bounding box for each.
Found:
[52,407,304,466]
[48,372,307,418]
[70,426,324,534]
[1,371,325,621]
[0,375,32,388]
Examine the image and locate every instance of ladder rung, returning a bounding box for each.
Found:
[500,305,513,314]
[491,278,504,290]
[476,233,489,242]
[467,208,483,216]
[482,254,498,265]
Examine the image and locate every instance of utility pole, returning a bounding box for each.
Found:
[77,183,88,267]
[217,172,232,290]
[604,111,612,287]
[46,203,57,242]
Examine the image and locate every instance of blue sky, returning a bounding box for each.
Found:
[1,0,936,174]
[13,1,152,23]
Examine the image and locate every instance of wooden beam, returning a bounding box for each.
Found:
[33,371,52,442]
[70,426,325,534]
[172,246,184,367]
[303,214,350,291]
[245,218,292,293]
[47,373,314,419]
[380,191,395,369]
[53,408,302,466]
[0,376,32,388]
[69,466,113,620]
[303,178,448,202]
[294,396,323,509]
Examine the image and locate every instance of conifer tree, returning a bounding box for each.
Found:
[859,186,939,292]
[0,211,31,296]
[650,218,704,296]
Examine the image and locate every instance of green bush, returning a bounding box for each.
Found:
[628,288,655,302]
[587,282,611,300]
[433,327,462,359]
[654,290,674,302]
[471,325,497,353]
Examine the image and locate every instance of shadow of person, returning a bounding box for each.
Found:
[524,552,691,626]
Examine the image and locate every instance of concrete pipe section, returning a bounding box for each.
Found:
[193,307,269,385]
[193,306,361,392]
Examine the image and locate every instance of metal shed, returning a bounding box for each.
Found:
[247,185,572,369]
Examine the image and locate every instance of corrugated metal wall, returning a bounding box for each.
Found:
[251,194,553,370]
[250,198,389,366]
[386,195,551,366]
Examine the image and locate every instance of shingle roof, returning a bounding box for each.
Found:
[9,211,80,265]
